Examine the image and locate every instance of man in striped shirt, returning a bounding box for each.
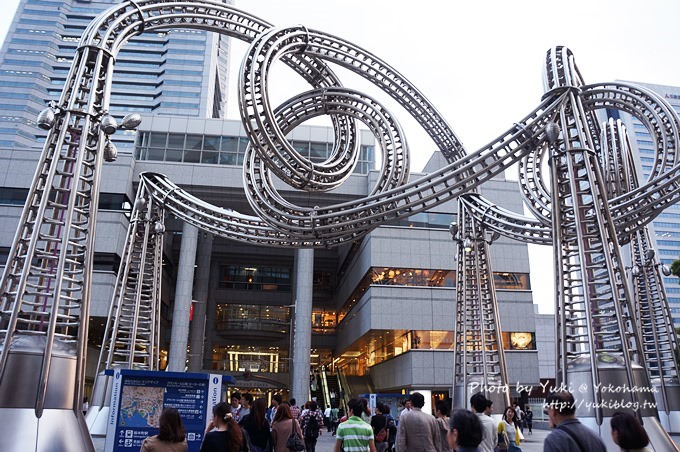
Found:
[334,398,377,452]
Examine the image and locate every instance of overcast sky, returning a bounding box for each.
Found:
[2,0,680,313]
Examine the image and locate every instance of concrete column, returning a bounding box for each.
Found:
[167,222,198,372]
[203,260,220,371]
[291,248,314,402]
[188,233,213,372]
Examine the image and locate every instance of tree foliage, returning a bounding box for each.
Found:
[671,259,680,279]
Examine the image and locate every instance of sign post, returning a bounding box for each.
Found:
[104,369,228,452]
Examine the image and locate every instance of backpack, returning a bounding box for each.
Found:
[386,415,396,433]
[304,414,320,440]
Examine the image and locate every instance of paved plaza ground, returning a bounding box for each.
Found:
[94,427,680,451]
[311,428,552,452]
[94,428,553,451]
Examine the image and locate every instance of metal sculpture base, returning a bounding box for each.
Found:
[653,383,680,434]
[0,408,94,451]
[85,372,113,436]
[567,358,675,450]
[0,336,95,451]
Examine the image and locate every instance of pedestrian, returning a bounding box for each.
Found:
[610,411,653,452]
[300,400,324,452]
[271,402,304,452]
[384,408,397,452]
[512,402,525,434]
[242,398,273,452]
[434,401,452,452]
[330,405,339,435]
[82,396,89,415]
[543,391,606,452]
[267,394,282,425]
[447,409,483,452]
[230,392,243,423]
[498,407,522,452]
[140,407,188,452]
[200,402,243,452]
[289,398,302,421]
[360,398,372,424]
[395,392,442,452]
[324,405,332,431]
[399,398,412,418]
[240,393,253,421]
[370,403,389,452]
[524,406,533,435]
[334,398,377,452]
[470,393,496,452]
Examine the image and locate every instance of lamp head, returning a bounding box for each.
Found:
[100,114,118,135]
[103,139,118,162]
[37,107,56,130]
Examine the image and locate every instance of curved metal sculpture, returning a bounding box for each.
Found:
[0,0,679,450]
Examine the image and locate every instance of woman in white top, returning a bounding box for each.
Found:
[498,406,522,451]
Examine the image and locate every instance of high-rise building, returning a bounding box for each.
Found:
[0,0,232,150]
[0,0,540,408]
[617,81,680,326]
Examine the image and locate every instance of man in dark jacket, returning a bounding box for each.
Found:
[543,391,606,452]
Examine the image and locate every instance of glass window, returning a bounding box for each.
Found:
[493,272,531,290]
[201,150,219,164]
[203,136,219,151]
[167,134,184,149]
[310,142,327,161]
[146,147,165,161]
[165,149,182,162]
[501,332,536,350]
[0,187,28,205]
[185,134,203,150]
[183,149,201,163]
[220,136,238,152]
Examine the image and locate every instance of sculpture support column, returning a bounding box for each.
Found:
[167,222,198,372]
[291,248,314,402]
[188,233,213,372]
[203,261,220,371]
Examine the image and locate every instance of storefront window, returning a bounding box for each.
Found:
[501,332,536,350]
[493,272,531,290]
[219,265,291,291]
[338,267,455,323]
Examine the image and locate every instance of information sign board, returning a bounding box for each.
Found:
[104,369,224,452]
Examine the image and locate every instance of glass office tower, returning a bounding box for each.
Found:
[618,81,680,326]
[0,0,232,151]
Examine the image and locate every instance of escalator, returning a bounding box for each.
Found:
[310,373,325,408]
[323,372,342,408]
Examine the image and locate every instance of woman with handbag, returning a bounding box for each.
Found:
[271,403,305,452]
[497,406,522,452]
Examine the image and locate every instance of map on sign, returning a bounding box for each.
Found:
[118,386,164,428]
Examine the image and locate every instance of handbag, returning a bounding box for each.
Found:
[497,425,509,452]
[286,420,305,451]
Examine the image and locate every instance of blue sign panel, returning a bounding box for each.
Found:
[105,369,223,452]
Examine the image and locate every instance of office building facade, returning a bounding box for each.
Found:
[618,82,680,326]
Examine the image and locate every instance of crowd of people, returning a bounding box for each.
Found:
[137,389,659,452]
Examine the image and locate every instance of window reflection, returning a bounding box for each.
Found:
[336,330,455,376]
[338,267,455,323]
[493,272,531,290]
[215,304,290,334]
[135,132,375,174]
[502,332,536,350]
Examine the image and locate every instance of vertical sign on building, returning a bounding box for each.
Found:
[104,370,225,452]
